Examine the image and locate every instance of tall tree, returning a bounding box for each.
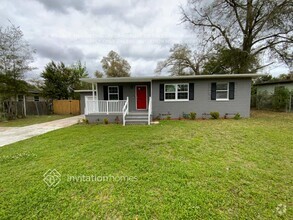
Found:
[181,0,293,72]
[41,61,88,100]
[100,50,131,77]
[70,60,90,90]
[156,44,207,75]
[0,23,35,117]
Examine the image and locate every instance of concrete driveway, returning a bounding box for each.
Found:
[0,115,84,147]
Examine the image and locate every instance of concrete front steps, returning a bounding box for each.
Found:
[125,112,150,125]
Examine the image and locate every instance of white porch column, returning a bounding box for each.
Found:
[92,83,95,100]
[96,83,99,112]
[92,83,95,112]
[84,96,88,115]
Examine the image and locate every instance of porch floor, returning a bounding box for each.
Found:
[87,111,148,115]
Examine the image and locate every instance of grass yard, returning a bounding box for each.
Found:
[0,115,72,127]
[0,111,292,219]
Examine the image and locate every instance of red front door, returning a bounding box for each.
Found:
[136,86,147,110]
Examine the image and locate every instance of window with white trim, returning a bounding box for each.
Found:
[216,82,229,100]
[165,84,189,101]
[108,86,119,100]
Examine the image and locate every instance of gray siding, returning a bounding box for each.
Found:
[82,78,252,122]
[86,114,123,124]
[152,79,251,118]
[80,92,92,114]
[95,82,151,112]
[80,83,151,116]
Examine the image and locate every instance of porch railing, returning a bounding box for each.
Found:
[122,97,129,126]
[148,97,152,125]
[85,97,126,114]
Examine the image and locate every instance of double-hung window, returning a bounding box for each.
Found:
[108,86,119,100]
[216,82,229,100]
[165,84,189,101]
[34,96,40,102]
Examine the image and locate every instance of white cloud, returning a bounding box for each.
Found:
[0,0,287,80]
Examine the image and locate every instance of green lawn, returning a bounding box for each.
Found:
[0,111,292,219]
[0,115,72,127]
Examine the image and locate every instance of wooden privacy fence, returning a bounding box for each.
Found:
[53,100,80,115]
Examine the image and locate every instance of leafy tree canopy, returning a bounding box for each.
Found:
[41,61,88,100]
[202,47,260,74]
[99,50,131,77]
[94,70,103,78]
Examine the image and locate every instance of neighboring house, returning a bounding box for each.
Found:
[255,79,293,95]
[16,89,45,102]
[78,74,262,125]
[3,89,48,116]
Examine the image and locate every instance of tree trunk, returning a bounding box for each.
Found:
[241,0,254,73]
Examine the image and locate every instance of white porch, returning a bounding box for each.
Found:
[84,96,152,125]
[83,82,152,125]
[84,97,127,115]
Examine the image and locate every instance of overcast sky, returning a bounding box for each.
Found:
[0,0,289,79]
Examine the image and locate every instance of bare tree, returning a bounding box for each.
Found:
[0,22,35,118]
[181,0,293,72]
[156,44,209,75]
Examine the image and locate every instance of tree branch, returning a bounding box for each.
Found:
[252,0,289,39]
[225,0,245,33]
[253,40,291,55]
[181,8,233,49]
[252,31,293,45]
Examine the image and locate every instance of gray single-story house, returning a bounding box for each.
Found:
[78,74,262,125]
